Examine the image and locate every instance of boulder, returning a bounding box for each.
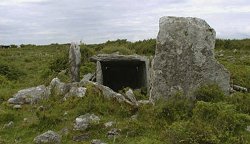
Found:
[49,78,71,96]
[33,130,61,144]
[150,16,230,99]
[85,81,134,105]
[125,89,138,105]
[64,86,87,99]
[74,113,100,131]
[8,85,49,104]
[81,73,94,83]
[69,42,81,82]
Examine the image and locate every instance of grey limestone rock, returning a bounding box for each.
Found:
[107,128,121,139]
[33,130,61,144]
[91,139,107,144]
[74,113,100,131]
[49,78,71,96]
[85,81,134,105]
[104,121,116,128]
[64,86,87,99]
[8,85,49,105]
[3,121,14,129]
[125,89,138,105]
[69,42,81,82]
[150,16,230,99]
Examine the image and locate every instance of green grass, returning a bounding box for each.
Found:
[0,39,250,143]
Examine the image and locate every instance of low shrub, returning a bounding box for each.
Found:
[194,84,225,102]
[49,54,68,73]
[157,93,194,123]
[227,92,250,115]
[166,101,250,144]
[0,112,15,123]
[0,64,25,80]
[80,62,96,75]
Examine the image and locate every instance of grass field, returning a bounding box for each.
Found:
[0,39,250,143]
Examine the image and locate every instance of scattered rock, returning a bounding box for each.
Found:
[60,128,69,136]
[91,139,107,144]
[72,134,89,142]
[74,113,100,131]
[104,121,115,128]
[125,89,138,105]
[218,54,224,57]
[33,130,61,144]
[23,118,28,123]
[13,104,22,109]
[233,49,237,53]
[64,86,87,99]
[8,85,49,105]
[131,114,138,120]
[38,105,45,111]
[81,73,94,83]
[107,128,121,139]
[85,81,134,105]
[138,100,152,105]
[232,84,248,92]
[63,111,68,116]
[246,126,250,132]
[69,42,81,82]
[3,121,14,129]
[150,16,230,99]
[49,78,71,96]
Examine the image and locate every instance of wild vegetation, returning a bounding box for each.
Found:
[0,39,250,143]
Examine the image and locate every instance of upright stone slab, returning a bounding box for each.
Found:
[69,42,81,82]
[150,16,230,99]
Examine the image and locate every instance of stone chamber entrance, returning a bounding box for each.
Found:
[91,54,150,92]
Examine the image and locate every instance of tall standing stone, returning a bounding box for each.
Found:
[69,42,81,82]
[150,16,230,100]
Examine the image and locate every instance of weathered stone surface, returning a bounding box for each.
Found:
[74,113,100,131]
[72,134,89,142]
[33,130,61,144]
[85,81,134,105]
[246,126,250,132]
[107,128,121,139]
[13,105,22,109]
[49,78,71,96]
[69,42,81,82]
[232,84,248,92]
[138,100,152,106]
[125,89,138,105]
[8,85,49,104]
[64,86,87,99]
[104,121,115,128]
[150,16,230,99]
[81,73,94,82]
[3,121,14,129]
[91,139,107,144]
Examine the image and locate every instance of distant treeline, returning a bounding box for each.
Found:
[1,38,250,53]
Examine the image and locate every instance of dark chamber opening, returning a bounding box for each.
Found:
[101,60,147,92]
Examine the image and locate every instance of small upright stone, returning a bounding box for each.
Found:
[69,42,81,82]
[150,16,230,99]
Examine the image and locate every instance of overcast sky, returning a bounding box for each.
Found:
[0,0,250,45]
